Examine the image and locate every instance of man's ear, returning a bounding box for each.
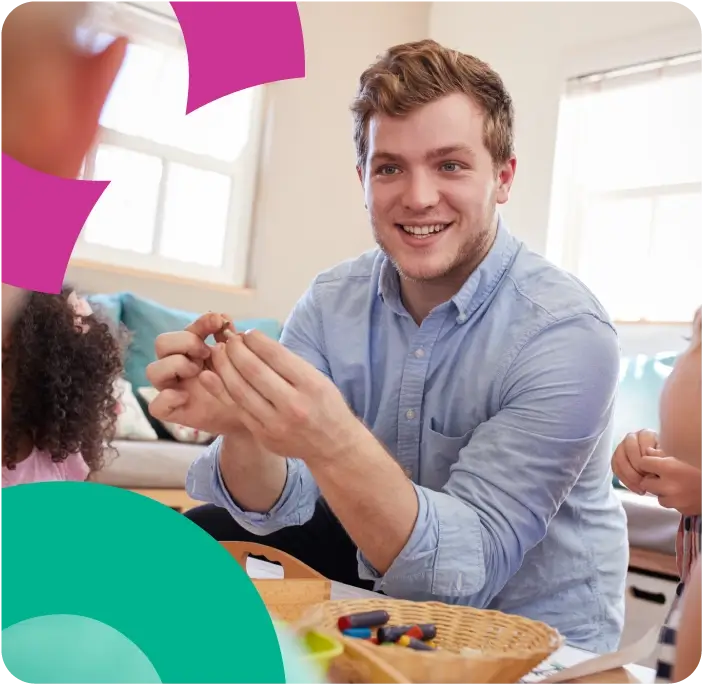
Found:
[356,165,364,186]
[496,156,517,205]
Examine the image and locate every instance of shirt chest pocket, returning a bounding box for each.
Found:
[420,418,475,490]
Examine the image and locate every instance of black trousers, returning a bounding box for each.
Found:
[184,499,376,591]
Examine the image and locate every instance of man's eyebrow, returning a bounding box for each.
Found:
[369,150,405,164]
[427,145,476,160]
[369,145,476,165]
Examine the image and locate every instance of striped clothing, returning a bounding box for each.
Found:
[654,515,701,683]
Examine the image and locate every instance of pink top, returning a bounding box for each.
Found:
[2,448,90,487]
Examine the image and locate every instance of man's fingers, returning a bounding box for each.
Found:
[147,388,188,421]
[225,334,299,409]
[240,329,311,387]
[199,369,236,407]
[211,343,278,424]
[146,354,202,390]
[646,447,666,457]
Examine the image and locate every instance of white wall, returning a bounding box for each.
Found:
[68,1,431,320]
[430,1,700,356]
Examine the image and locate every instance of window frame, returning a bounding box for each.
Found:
[71,1,265,288]
[547,51,702,324]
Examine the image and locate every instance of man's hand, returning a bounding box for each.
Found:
[200,329,363,463]
[3,2,127,179]
[146,313,245,436]
[612,429,661,495]
[640,455,702,516]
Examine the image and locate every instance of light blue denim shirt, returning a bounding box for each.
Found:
[187,219,628,653]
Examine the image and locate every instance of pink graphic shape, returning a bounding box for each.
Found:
[1,154,109,294]
[171,1,306,114]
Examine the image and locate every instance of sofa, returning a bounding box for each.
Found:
[84,291,282,510]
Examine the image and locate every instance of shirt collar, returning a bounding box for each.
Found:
[378,216,521,321]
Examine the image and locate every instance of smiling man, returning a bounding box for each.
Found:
[148,40,628,652]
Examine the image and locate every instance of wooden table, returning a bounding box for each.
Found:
[247,559,655,684]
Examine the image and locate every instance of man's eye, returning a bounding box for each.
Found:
[441,162,462,172]
[377,165,399,176]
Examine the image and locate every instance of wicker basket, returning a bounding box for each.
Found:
[303,598,563,684]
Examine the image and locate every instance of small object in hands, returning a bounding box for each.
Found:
[342,628,373,639]
[396,635,436,651]
[337,610,390,632]
[377,624,437,644]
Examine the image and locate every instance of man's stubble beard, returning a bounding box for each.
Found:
[370,213,496,284]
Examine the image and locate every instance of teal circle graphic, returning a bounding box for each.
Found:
[2,614,161,683]
[2,482,286,682]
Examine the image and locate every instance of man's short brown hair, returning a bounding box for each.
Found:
[351,39,514,169]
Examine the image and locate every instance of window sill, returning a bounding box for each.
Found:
[69,258,255,296]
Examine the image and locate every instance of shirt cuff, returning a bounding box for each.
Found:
[357,483,485,598]
[185,436,318,535]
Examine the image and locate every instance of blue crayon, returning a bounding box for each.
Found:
[342,627,373,639]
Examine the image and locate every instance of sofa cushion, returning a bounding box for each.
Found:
[86,292,123,327]
[119,292,282,390]
[92,439,204,489]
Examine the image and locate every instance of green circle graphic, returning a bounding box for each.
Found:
[2,482,286,682]
[2,614,161,683]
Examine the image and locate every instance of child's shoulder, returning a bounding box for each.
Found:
[1,448,89,487]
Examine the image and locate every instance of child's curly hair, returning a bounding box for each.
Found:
[2,286,124,471]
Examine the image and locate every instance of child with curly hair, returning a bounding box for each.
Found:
[2,287,124,486]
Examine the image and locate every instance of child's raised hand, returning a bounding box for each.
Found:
[612,428,660,495]
[640,454,702,516]
[2,2,127,178]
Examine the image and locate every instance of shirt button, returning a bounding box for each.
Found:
[414,348,425,358]
[405,409,416,420]
[456,312,468,323]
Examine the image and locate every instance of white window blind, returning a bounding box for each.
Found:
[547,53,702,322]
[73,2,264,287]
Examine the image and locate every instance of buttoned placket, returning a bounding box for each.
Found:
[395,308,450,482]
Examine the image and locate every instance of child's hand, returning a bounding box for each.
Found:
[612,429,660,495]
[640,454,702,516]
[2,2,127,178]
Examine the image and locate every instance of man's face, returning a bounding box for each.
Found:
[360,92,515,283]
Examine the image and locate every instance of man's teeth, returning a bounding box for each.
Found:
[401,223,449,237]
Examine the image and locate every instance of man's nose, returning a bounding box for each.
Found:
[401,170,440,212]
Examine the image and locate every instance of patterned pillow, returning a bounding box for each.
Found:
[113,378,158,441]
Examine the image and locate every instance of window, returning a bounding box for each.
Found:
[547,53,702,322]
[73,2,264,286]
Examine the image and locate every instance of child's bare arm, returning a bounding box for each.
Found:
[674,559,702,682]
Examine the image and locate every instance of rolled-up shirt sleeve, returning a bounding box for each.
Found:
[186,436,319,535]
[359,314,620,603]
[184,282,328,532]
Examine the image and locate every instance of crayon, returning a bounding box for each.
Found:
[377,624,437,644]
[342,627,373,639]
[397,635,436,651]
[337,610,390,631]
